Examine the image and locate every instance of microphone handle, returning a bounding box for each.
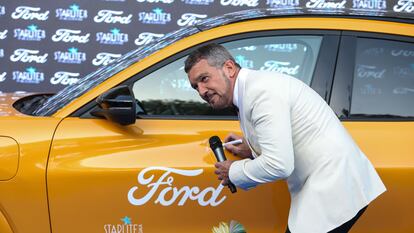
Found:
[228,182,237,193]
[213,147,237,193]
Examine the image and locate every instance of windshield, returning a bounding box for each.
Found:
[33,26,200,116]
[32,8,312,116]
[33,7,414,116]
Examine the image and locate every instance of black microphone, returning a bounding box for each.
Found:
[209,136,237,193]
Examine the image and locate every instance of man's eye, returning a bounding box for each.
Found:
[201,76,208,82]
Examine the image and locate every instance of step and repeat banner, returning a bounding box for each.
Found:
[0,0,270,93]
[0,0,410,93]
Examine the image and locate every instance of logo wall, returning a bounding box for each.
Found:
[0,1,413,93]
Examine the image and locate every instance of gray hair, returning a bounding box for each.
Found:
[184,43,240,73]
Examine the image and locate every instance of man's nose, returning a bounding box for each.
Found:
[198,83,208,96]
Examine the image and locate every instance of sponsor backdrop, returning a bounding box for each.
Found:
[0,0,411,93]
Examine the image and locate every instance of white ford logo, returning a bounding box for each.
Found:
[94,10,132,24]
[128,167,226,207]
[177,13,207,26]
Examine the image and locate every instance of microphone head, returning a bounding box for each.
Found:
[209,136,222,150]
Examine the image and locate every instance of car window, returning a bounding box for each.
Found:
[350,38,414,118]
[132,35,322,117]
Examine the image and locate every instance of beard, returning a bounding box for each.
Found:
[208,71,232,109]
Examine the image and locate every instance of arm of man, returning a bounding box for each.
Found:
[228,79,295,190]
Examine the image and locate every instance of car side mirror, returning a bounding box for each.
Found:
[91,85,136,125]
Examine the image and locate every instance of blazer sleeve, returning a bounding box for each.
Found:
[229,78,295,190]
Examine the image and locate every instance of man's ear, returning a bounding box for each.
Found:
[223,59,237,79]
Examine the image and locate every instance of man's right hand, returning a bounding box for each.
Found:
[224,133,253,159]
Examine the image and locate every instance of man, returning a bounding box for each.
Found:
[185,43,386,233]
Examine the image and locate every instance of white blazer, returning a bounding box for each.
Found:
[229,69,386,233]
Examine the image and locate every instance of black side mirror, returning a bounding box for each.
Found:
[91,85,136,125]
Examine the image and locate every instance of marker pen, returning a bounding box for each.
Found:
[222,139,243,147]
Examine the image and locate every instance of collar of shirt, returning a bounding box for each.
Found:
[233,68,249,110]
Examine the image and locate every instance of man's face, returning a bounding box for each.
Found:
[188,59,233,109]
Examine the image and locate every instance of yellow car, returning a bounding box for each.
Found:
[1,8,414,233]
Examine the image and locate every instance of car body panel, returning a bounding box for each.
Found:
[343,122,414,232]
[47,118,290,232]
[0,117,61,233]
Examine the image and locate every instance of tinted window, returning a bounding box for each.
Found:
[132,35,322,117]
[351,38,414,117]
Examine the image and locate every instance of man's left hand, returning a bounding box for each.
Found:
[214,160,234,186]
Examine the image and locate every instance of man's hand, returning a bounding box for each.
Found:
[224,133,253,159]
[214,160,234,186]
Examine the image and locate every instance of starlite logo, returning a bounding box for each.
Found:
[352,0,386,11]
[182,0,214,5]
[92,52,122,66]
[54,47,86,64]
[50,71,80,85]
[393,0,414,13]
[96,28,129,45]
[0,72,5,82]
[10,49,48,63]
[220,0,259,6]
[0,30,6,40]
[56,4,88,21]
[393,65,414,78]
[134,32,164,46]
[138,8,172,25]
[0,6,5,16]
[362,47,384,56]
[177,13,207,26]
[235,55,254,69]
[137,0,174,2]
[11,6,49,20]
[14,24,46,41]
[52,29,90,43]
[306,0,347,10]
[266,0,300,8]
[104,217,143,233]
[265,43,298,52]
[94,10,132,24]
[12,67,44,84]
[360,84,382,95]
[260,60,300,75]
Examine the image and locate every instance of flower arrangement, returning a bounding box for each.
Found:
[212,220,246,233]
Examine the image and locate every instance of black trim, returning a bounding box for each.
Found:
[340,117,414,122]
[73,29,340,120]
[342,31,414,42]
[311,34,340,101]
[136,115,238,120]
[330,35,355,119]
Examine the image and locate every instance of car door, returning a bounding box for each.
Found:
[330,31,414,232]
[46,31,338,233]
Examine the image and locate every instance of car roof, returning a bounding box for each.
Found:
[33,7,414,116]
